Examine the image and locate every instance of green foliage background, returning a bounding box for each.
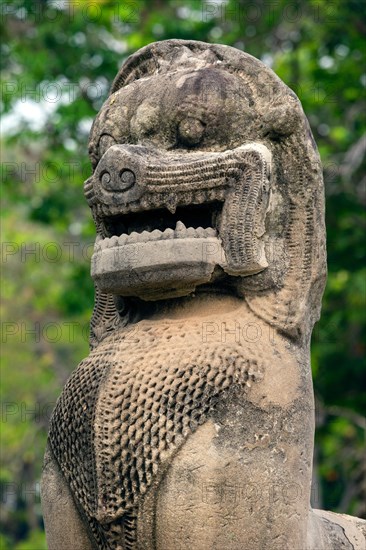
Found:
[1,0,365,547]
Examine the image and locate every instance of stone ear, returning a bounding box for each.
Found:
[260,104,302,139]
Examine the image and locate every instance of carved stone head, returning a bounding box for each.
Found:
[85,40,326,346]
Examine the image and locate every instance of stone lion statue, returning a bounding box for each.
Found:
[41,40,365,549]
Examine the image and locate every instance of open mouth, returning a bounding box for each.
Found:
[98,201,223,247]
[92,200,226,300]
[90,142,272,299]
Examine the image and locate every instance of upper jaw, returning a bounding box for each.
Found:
[88,143,272,300]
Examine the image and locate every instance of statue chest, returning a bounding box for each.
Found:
[49,314,296,525]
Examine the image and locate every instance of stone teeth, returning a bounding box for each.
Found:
[161,228,174,239]
[216,188,226,200]
[140,230,152,241]
[175,221,186,233]
[182,192,192,204]
[206,189,219,201]
[140,196,150,209]
[166,196,178,214]
[150,229,163,240]
[127,231,140,243]
[186,227,197,238]
[193,191,207,204]
[96,222,217,249]
[150,196,163,209]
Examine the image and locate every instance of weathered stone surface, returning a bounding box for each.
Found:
[41,40,365,549]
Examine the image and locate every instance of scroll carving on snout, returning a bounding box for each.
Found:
[87,142,272,300]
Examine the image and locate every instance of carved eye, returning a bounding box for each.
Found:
[98,134,117,158]
[178,117,205,146]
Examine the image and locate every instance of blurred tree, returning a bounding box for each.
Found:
[1,0,365,546]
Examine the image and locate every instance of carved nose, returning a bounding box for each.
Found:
[94,144,146,204]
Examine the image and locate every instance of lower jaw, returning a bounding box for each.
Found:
[91,236,228,300]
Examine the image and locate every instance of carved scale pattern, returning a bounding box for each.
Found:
[48,352,110,547]
[90,287,123,350]
[48,318,268,549]
[95,343,258,521]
